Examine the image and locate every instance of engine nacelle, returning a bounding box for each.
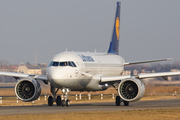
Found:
[118,78,145,102]
[15,78,41,102]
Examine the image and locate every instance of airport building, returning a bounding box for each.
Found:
[17,65,42,75]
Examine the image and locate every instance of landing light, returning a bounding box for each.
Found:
[62,89,65,93]
[62,88,71,93]
[105,84,108,87]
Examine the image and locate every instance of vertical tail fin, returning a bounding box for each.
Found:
[107,2,121,55]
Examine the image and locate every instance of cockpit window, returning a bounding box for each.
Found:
[60,62,68,66]
[68,62,73,67]
[48,61,53,67]
[59,61,77,67]
[69,61,77,67]
[49,61,76,67]
[52,61,59,66]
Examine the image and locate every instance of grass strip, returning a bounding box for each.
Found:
[0,108,180,120]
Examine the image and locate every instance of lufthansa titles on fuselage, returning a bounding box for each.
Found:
[78,54,94,62]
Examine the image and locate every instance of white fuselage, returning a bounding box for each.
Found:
[46,52,125,91]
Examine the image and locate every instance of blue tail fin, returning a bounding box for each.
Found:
[107,2,121,55]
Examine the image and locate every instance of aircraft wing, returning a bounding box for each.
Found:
[0,71,48,81]
[124,58,172,65]
[137,71,180,79]
[101,71,180,83]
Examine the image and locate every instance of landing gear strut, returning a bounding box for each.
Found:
[115,96,129,106]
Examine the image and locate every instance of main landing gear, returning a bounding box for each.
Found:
[115,96,129,106]
[112,84,129,106]
[48,85,70,107]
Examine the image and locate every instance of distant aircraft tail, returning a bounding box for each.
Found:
[107,2,121,55]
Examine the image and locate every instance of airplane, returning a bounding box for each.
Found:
[1,2,180,107]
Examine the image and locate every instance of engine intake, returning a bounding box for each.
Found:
[15,78,41,102]
[118,78,145,102]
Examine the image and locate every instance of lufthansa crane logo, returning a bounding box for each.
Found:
[116,17,120,40]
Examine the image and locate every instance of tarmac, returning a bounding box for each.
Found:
[0,98,180,116]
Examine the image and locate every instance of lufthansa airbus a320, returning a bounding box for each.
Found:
[0,2,180,107]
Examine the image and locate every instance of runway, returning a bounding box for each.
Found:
[1,99,180,116]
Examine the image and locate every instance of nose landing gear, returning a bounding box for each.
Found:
[48,85,70,107]
[61,88,71,107]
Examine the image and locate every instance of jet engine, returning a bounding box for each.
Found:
[118,78,145,102]
[15,78,41,102]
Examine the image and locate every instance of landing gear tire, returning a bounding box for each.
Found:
[56,96,61,106]
[124,101,129,106]
[48,96,53,106]
[62,100,65,107]
[66,100,70,107]
[116,96,121,106]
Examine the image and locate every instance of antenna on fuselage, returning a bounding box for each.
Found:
[94,49,96,53]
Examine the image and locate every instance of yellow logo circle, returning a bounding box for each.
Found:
[116,17,120,40]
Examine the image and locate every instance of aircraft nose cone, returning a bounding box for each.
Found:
[46,67,74,88]
[47,68,60,80]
